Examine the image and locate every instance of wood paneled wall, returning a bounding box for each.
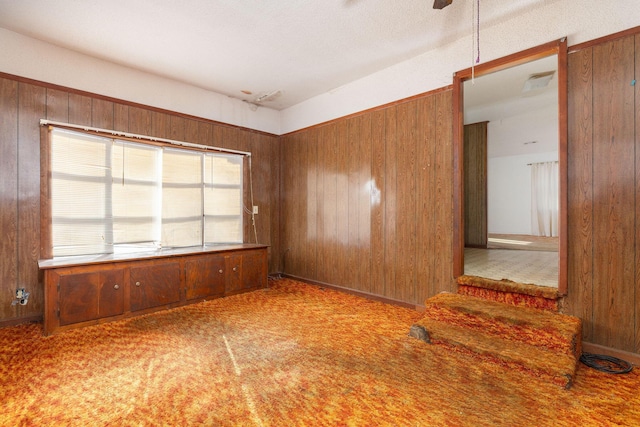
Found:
[566,32,640,354]
[463,122,488,248]
[280,90,455,305]
[0,76,280,325]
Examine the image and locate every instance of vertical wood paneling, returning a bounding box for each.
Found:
[347,116,361,289]
[68,93,92,126]
[433,90,454,293]
[0,78,18,320]
[319,124,338,285]
[18,83,46,315]
[370,110,386,296]
[45,89,69,122]
[358,113,372,293]
[152,112,172,139]
[184,119,199,144]
[463,122,488,248]
[384,107,398,298]
[416,95,437,301]
[128,107,152,135]
[170,116,186,141]
[395,101,417,302]
[635,34,640,354]
[335,121,349,286]
[91,98,113,129]
[113,103,129,132]
[592,36,635,351]
[566,47,595,342]
[305,131,318,280]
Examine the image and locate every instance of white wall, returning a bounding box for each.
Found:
[1,0,638,135]
[488,151,558,235]
[0,28,281,135]
[281,0,640,133]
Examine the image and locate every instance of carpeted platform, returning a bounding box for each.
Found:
[412,276,581,388]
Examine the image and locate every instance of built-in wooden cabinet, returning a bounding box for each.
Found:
[40,245,267,335]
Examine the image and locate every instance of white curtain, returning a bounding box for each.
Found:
[531,161,558,237]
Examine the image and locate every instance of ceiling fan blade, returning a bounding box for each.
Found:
[433,0,453,9]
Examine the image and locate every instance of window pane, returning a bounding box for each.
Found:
[112,141,161,250]
[162,148,203,247]
[204,153,243,243]
[50,129,111,256]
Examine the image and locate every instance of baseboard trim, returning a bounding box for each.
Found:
[0,315,43,329]
[581,342,640,366]
[278,274,423,311]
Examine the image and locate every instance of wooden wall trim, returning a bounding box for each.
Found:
[279,274,423,311]
[582,342,640,367]
[569,25,640,53]
[0,71,278,138]
[0,315,43,329]
[282,85,453,137]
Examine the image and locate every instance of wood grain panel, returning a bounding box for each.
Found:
[45,89,69,122]
[395,101,417,303]
[0,78,18,320]
[91,98,113,129]
[433,90,454,294]
[170,116,186,141]
[463,122,488,248]
[384,106,398,299]
[113,103,129,132]
[128,107,152,135]
[18,83,46,316]
[415,95,437,301]
[68,93,92,126]
[318,124,338,285]
[152,112,171,139]
[347,116,361,289]
[335,120,349,287]
[636,33,640,354]
[369,109,386,296]
[184,119,199,144]
[305,130,318,280]
[358,113,372,293]
[566,47,594,342]
[592,36,635,351]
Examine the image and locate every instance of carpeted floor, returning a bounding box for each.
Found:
[1,278,638,426]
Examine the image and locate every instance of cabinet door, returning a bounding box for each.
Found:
[225,254,243,293]
[58,269,125,326]
[129,262,181,312]
[241,250,267,290]
[185,255,226,300]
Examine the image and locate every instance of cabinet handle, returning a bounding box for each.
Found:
[233,267,237,272]
[114,284,120,290]
[135,281,141,287]
[219,269,223,274]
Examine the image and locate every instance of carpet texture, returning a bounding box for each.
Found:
[458,275,560,311]
[1,278,639,426]
[412,292,581,388]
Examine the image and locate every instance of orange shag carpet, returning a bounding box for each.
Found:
[1,278,639,426]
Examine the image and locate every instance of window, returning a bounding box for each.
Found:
[48,127,243,257]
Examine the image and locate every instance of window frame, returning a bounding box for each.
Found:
[40,122,250,259]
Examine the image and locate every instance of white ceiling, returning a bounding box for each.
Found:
[0,0,550,110]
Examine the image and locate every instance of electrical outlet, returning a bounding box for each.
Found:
[252,205,259,214]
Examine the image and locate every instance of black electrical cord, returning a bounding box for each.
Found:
[580,352,633,374]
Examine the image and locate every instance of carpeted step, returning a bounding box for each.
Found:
[411,292,582,388]
[457,275,561,311]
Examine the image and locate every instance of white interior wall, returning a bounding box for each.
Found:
[0,0,638,135]
[281,0,640,133]
[0,28,281,135]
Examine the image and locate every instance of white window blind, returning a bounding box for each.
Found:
[204,153,243,243]
[162,148,203,248]
[49,127,244,258]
